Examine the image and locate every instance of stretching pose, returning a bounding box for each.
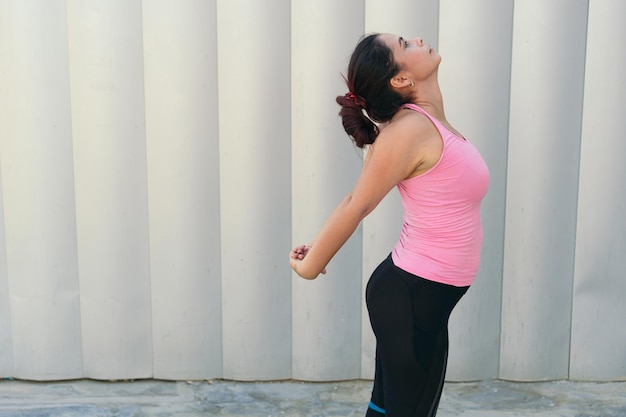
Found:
[290,33,489,416]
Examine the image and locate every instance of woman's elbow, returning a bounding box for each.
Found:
[346,193,377,221]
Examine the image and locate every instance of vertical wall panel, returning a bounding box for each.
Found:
[143,0,222,380]
[291,1,364,381]
[217,0,292,380]
[0,1,83,380]
[439,0,513,380]
[0,171,10,377]
[361,0,441,380]
[0,7,14,379]
[570,0,626,381]
[501,0,588,380]
[365,0,439,46]
[67,0,153,379]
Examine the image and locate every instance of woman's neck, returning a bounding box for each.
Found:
[412,90,446,121]
[411,72,445,118]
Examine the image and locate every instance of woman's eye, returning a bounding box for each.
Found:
[404,40,409,48]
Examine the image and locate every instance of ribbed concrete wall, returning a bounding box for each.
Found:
[0,0,623,382]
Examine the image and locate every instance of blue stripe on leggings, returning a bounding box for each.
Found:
[369,401,386,414]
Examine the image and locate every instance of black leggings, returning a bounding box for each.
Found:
[365,256,469,417]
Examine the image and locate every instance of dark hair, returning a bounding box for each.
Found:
[336,34,408,148]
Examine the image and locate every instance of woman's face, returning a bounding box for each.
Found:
[378,33,441,82]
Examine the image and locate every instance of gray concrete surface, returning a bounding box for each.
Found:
[0,378,624,417]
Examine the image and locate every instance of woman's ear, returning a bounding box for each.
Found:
[390,74,411,89]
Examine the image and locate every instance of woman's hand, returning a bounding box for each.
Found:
[290,245,326,279]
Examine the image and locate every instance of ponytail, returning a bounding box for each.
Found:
[336,93,379,148]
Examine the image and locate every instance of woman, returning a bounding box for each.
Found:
[290,33,489,416]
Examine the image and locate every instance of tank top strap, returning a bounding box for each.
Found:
[401,103,466,141]
[401,103,441,128]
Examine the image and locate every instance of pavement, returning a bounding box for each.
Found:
[0,378,625,417]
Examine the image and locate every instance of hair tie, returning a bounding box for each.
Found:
[345,91,359,105]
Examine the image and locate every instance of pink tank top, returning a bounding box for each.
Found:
[391,104,490,286]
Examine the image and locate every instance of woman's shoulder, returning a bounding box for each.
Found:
[379,107,439,145]
[367,108,443,179]
[373,108,443,177]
